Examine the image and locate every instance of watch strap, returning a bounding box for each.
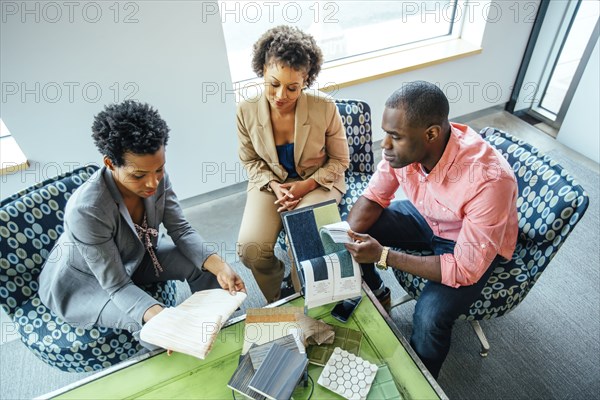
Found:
[377,246,390,270]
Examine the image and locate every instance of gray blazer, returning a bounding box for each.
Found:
[38,167,212,326]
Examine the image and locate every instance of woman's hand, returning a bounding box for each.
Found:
[280,179,319,199]
[142,305,175,355]
[203,254,246,294]
[216,265,246,294]
[270,181,300,212]
[143,304,164,323]
[271,179,319,212]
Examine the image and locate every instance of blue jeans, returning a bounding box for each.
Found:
[361,200,499,378]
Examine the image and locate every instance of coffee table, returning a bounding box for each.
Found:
[41,284,447,399]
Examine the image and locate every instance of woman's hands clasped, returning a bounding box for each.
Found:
[271,179,319,212]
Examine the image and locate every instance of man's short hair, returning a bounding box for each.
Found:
[385,81,449,128]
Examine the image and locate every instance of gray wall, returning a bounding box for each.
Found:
[1,1,238,199]
[3,0,584,201]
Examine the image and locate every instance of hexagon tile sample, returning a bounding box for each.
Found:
[317,347,378,400]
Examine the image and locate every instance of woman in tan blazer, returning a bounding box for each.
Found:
[237,26,350,303]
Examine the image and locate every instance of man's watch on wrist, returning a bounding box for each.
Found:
[376,246,390,270]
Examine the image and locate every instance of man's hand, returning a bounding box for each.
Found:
[344,230,384,264]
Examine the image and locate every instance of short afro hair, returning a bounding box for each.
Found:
[251,25,323,87]
[91,100,169,167]
[385,81,450,129]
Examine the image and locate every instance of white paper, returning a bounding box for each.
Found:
[321,221,353,244]
[301,252,361,309]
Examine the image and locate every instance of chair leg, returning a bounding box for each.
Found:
[390,293,413,310]
[469,320,490,357]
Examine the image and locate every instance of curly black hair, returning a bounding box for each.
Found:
[91,100,170,167]
[251,25,323,88]
[385,81,450,129]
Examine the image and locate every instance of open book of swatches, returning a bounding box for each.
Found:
[280,200,362,309]
[139,289,247,360]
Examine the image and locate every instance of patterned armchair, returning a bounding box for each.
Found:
[336,99,375,219]
[277,98,374,251]
[0,165,178,372]
[392,127,590,356]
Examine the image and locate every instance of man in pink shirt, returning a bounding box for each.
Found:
[345,81,518,378]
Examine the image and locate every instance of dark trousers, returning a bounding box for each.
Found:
[361,200,499,378]
[98,237,220,348]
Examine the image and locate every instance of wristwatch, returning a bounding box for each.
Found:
[376,246,390,270]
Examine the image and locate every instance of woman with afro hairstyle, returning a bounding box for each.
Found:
[237,25,349,303]
[39,100,245,347]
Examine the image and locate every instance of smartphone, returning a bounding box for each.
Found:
[331,296,363,323]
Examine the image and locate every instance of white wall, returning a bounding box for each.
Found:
[556,38,600,163]
[1,1,239,199]
[1,1,540,200]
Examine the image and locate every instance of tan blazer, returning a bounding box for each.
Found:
[237,89,349,193]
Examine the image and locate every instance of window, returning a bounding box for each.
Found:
[510,0,600,133]
[219,1,460,85]
[538,0,599,117]
[0,119,29,175]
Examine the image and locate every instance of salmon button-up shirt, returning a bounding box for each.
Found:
[364,123,518,288]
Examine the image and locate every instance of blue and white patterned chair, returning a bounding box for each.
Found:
[392,127,590,356]
[277,98,374,251]
[0,165,178,372]
[336,99,375,219]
